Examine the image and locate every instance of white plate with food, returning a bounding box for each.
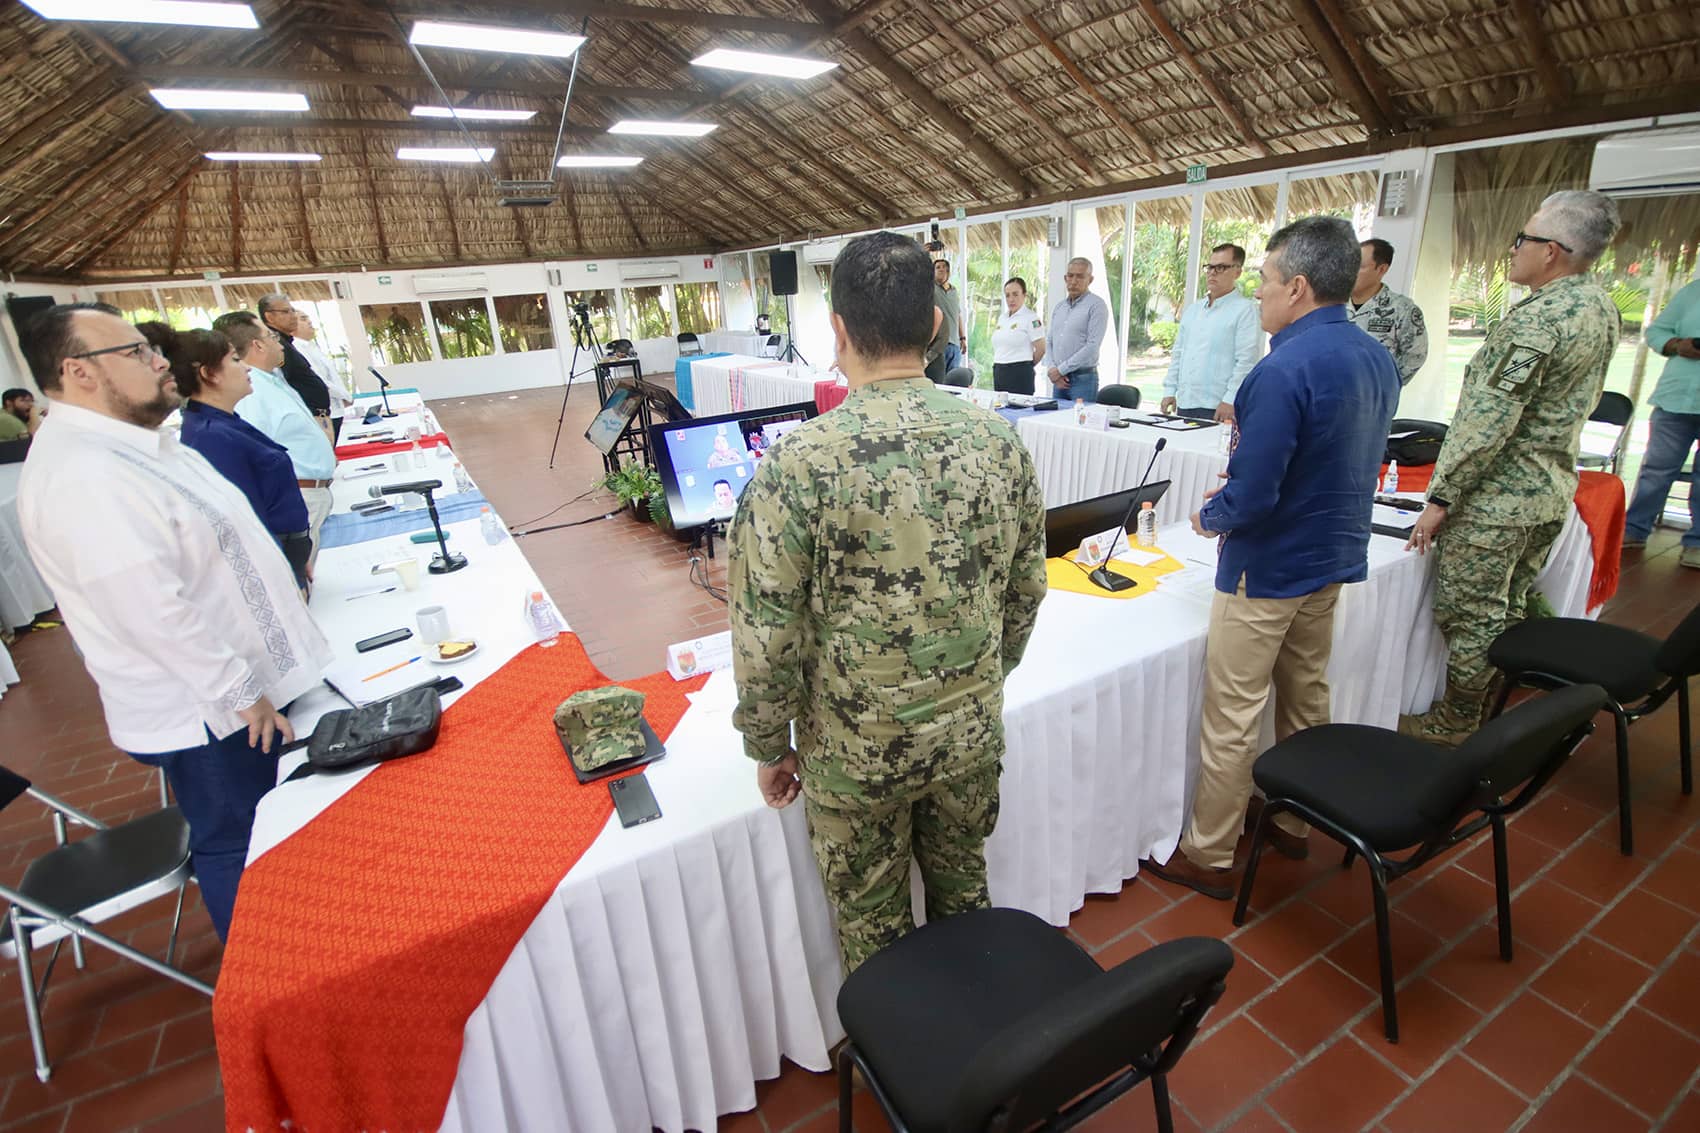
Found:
[427,639,480,665]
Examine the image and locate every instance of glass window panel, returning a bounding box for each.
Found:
[429,298,494,359]
[360,302,433,364]
[965,220,1004,380]
[621,286,672,339]
[1124,194,1193,403]
[94,290,164,325]
[1202,185,1277,300]
[1006,216,1051,328]
[284,279,334,303]
[563,290,618,344]
[751,251,790,337]
[492,293,555,353]
[220,282,275,314]
[1286,170,1379,236]
[673,282,723,335]
[154,285,218,330]
[294,298,352,389]
[719,255,755,329]
[1071,203,1127,381]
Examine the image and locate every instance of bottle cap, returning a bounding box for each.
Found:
[481,506,491,513]
[531,590,544,602]
[1140,501,1154,509]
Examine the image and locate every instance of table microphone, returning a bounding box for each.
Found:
[368,367,398,417]
[370,480,467,574]
[1088,437,1167,593]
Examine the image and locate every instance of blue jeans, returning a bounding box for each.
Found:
[129,726,281,941]
[1625,407,1700,547]
[1055,367,1099,404]
[944,342,962,372]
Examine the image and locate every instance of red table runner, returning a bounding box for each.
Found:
[214,635,707,1133]
[815,378,849,415]
[335,432,452,461]
[1381,464,1624,611]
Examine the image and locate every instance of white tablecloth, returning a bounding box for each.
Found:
[1016,413,1232,524]
[0,463,54,632]
[702,331,783,357]
[685,356,820,418]
[0,638,18,705]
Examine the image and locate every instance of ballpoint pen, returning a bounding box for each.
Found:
[345,587,398,601]
[362,656,421,682]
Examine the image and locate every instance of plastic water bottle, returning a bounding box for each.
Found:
[1136,501,1158,549]
[1382,459,1400,496]
[410,440,426,470]
[527,590,561,647]
[480,506,506,545]
[452,462,473,494]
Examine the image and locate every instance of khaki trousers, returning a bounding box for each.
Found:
[1180,581,1342,869]
[302,486,334,571]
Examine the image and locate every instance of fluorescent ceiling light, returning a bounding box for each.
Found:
[691,47,837,80]
[607,119,717,138]
[21,1,258,28]
[556,155,644,168]
[205,151,320,162]
[409,20,584,58]
[150,88,308,112]
[412,106,537,122]
[396,146,494,163]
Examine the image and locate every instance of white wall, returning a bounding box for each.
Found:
[0,282,89,398]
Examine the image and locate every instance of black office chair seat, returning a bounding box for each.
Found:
[1,807,189,945]
[1096,384,1140,410]
[1489,618,1663,703]
[837,908,1230,1133]
[1252,726,1467,853]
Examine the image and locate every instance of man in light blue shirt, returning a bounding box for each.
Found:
[225,318,337,558]
[1625,277,1700,567]
[1161,243,1262,423]
[1042,257,1109,403]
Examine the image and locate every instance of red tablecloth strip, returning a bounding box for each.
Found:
[214,635,707,1133]
[334,432,452,461]
[815,378,849,415]
[1380,463,1624,611]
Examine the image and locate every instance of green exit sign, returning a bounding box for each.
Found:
[1186,164,1208,184]
[377,274,392,285]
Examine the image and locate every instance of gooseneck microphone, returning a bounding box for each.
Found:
[368,366,398,417]
[372,480,467,574]
[1088,437,1168,593]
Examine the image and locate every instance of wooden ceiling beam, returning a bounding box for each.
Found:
[1020,13,1160,165]
[61,159,203,276]
[294,144,320,268]
[1134,0,1269,157]
[796,0,1034,196]
[1282,0,1392,136]
[908,2,1096,178]
[129,63,719,108]
[612,186,648,252]
[821,76,987,200]
[168,180,191,276]
[0,27,68,87]
[1508,0,1571,107]
[0,119,179,258]
[436,172,463,261]
[0,85,133,171]
[560,175,585,253]
[355,138,391,262]
[230,164,244,274]
[766,103,930,213]
[724,112,882,224]
[1309,0,1403,132]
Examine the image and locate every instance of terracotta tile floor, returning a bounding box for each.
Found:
[0,383,1696,1132]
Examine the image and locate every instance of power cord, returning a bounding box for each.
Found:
[510,485,600,530]
[688,553,728,603]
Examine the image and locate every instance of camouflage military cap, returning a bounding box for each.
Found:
[554,686,647,772]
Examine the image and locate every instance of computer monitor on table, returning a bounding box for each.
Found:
[650,402,816,529]
[1044,480,1172,558]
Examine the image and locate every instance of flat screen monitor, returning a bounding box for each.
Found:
[651,402,816,528]
[585,384,643,455]
[1044,480,1172,558]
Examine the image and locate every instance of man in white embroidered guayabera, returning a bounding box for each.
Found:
[15,304,332,942]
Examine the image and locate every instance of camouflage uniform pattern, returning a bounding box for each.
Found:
[726,375,1048,970]
[1348,284,1430,386]
[1410,274,1620,742]
[554,686,647,772]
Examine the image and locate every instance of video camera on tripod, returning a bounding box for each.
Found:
[569,301,595,351]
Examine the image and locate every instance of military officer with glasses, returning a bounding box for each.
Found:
[1401,190,1622,747]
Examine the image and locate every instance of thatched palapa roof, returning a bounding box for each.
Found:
[0,0,1696,281]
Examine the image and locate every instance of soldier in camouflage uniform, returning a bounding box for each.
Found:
[727,232,1049,973]
[1401,190,1623,745]
[1350,239,1429,386]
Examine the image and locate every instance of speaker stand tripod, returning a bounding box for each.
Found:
[548,321,605,470]
[780,293,808,367]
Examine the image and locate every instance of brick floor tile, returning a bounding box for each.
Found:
[1428,925,1553,1013]
[752,1061,838,1133]
[1068,879,1173,948]
[1581,1007,1700,1119]
[1531,937,1654,1027]
[1511,790,1610,851]
[1640,950,1700,1039]
[1351,978,1482,1076]
[1380,1056,1527,1133]
[1641,847,1700,915]
[1165,1017,1294,1130]
[1657,1090,1700,1133]
[133,1093,226,1133]
[1092,929,1160,971]
[1518,1075,1650,1133]
[1461,992,1596,1098]
[1142,891,1239,943]
[1230,899,1352,979]
[1250,958,1376,1056]
[1299,864,1375,929]
[1505,876,1601,956]
[1269,1034,1409,1132]
[1326,911,1447,994]
[0,1032,159,1125]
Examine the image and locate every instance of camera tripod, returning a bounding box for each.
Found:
[548,305,606,470]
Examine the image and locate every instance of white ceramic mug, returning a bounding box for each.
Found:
[392,558,421,591]
[417,605,451,644]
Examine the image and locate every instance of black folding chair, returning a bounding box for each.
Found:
[1233,685,1604,1042]
[676,332,703,357]
[1096,384,1141,410]
[940,367,974,388]
[0,764,210,1081]
[1488,599,1700,854]
[836,907,1231,1133]
[1578,391,1634,476]
[760,334,784,359]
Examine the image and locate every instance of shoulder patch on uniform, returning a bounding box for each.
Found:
[1493,343,1549,389]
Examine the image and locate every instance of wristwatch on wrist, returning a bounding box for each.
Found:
[759,753,788,768]
[1428,495,1452,510]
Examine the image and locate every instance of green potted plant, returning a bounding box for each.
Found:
[598,464,667,525]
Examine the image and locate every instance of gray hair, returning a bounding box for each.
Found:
[1066,257,1093,275]
[257,292,293,315]
[1264,216,1360,304]
[1535,190,1621,262]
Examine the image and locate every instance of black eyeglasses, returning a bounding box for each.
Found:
[1514,231,1574,254]
[68,341,160,364]
[1204,263,1239,274]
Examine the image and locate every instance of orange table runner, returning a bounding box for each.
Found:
[214,634,707,1133]
[1380,463,1623,611]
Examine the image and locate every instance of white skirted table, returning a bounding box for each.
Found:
[683,356,821,418]
[0,463,55,633]
[0,638,18,705]
[702,331,782,357]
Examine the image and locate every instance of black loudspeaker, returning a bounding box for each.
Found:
[5,295,55,336]
[770,250,799,296]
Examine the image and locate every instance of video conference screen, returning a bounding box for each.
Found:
[651,402,815,528]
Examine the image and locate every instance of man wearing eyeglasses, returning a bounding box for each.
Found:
[1161,244,1261,423]
[1401,190,1623,746]
[13,303,330,941]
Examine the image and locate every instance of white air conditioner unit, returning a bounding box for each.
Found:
[618,260,681,281]
[414,271,489,295]
[800,240,842,265]
[1589,127,1700,199]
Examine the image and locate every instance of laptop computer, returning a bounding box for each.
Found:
[1044,480,1172,558]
